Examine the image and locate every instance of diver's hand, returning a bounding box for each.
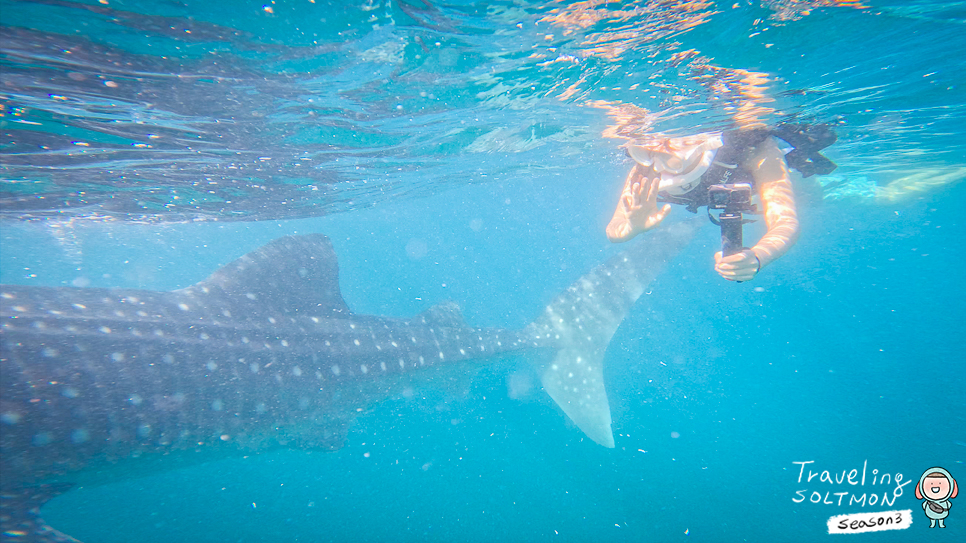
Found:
[630,169,672,232]
[606,166,671,242]
[714,249,761,282]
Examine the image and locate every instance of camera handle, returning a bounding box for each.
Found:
[707,205,757,256]
[715,211,745,257]
[708,208,757,282]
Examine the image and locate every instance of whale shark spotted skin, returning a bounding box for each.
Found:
[0,226,694,541]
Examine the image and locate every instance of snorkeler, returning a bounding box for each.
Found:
[597,59,841,282]
[605,125,833,282]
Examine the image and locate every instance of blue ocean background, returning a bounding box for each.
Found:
[2,1,965,541]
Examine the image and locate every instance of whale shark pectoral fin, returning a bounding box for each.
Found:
[0,483,80,542]
[538,348,615,448]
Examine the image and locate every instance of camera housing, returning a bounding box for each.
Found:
[708,183,756,212]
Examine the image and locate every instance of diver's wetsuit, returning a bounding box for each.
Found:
[658,124,837,213]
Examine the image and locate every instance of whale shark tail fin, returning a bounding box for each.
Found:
[526,220,698,447]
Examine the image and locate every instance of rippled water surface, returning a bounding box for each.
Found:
[3,0,963,221]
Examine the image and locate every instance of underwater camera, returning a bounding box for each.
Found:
[707,183,756,260]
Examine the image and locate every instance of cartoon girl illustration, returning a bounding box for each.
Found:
[916,467,958,528]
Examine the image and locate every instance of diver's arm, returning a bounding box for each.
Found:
[746,137,799,269]
[714,137,798,281]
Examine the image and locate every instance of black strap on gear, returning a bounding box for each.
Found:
[771,123,838,178]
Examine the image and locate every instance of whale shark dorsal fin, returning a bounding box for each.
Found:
[179,234,351,317]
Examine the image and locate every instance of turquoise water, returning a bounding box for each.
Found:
[2,1,965,542]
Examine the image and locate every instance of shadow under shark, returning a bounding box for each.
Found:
[1,223,695,542]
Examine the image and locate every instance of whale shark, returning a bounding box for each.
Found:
[0,224,695,541]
